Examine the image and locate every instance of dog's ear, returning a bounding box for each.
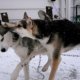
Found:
[38,10,52,21]
[23,12,28,19]
[23,12,33,27]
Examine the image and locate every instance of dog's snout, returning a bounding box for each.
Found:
[1,48,6,52]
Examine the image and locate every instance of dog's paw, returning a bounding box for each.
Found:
[42,66,48,72]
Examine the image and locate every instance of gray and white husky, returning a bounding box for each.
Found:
[0,22,49,80]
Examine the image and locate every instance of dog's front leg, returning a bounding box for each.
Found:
[11,58,29,80]
[11,62,23,80]
[23,64,29,80]
[21,58,29,80]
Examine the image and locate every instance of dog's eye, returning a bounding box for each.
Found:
[17,24,21,28]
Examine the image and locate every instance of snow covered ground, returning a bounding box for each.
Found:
[0,45,80,80]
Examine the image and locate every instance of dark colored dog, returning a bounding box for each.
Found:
[0,25,47,80]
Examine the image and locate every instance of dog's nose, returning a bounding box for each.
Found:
[1,48,6,52]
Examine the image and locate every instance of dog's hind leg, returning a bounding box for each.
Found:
[49,56,61,80]
[49,36,62,80]
[11,62,23,80]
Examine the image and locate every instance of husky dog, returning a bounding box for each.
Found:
[0,24,47,80]
[9,12,80,80]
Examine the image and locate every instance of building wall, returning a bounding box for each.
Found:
[72,0,80,22]
[0,0,79,21]
[74,0,80,5]
[0,0,60,21]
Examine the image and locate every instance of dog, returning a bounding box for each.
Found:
[0,22,48,80]
[7,11,80,80]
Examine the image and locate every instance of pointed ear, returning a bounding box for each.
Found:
[23,12,28,19]
[38,10,52,21]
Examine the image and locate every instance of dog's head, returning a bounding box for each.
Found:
[16,12,39,39]
[13,12,46,39]
[0,21,19,52]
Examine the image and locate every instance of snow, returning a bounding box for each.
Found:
[0,45,80,80]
